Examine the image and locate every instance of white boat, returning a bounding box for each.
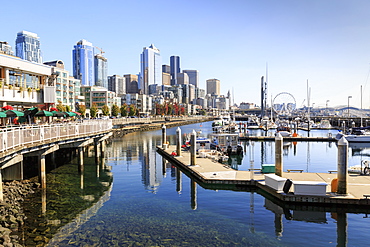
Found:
[275,122,292,137]
[335,128,370,142]
[317,119,332,129]
[349,160,370,174]
[211,133,243,156]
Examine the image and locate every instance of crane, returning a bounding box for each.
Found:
[95,46,105,55]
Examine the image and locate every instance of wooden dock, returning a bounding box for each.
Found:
[238,135,337,142]
[157,145,370,207]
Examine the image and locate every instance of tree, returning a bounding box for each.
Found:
[102,105,110,116]
[65,105,71,112]
[199,109,206,116]
[90,103,98,118]
[167,103,173,115]
[111,104,120,117]
[120,104,128,117]
[180,106,185,115]
[78,105,86,117]
[128,104,137,116]
[56,100,66,112]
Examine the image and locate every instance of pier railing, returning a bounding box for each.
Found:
[0,120,112,153]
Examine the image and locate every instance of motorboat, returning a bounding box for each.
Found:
[275,121,292,137]
[335,127,370,142]
[211,133,243,156]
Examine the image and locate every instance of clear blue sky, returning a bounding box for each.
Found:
[2,0,370,109]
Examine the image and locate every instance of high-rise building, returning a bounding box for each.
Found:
[73,39,95,86]
[162,65,170,74]
[124,74,139,94]
[94,54,108,88]
[15,31,42,63]
[0,42,13,56]
[170,56,180,85]
[206,78,220,96]
[162,72,171,85]
[183,70,199,88]
[177,73,189,84]
[108,75,125,95]
[140,44,162,95]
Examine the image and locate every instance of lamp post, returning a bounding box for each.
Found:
[347,96,352,118]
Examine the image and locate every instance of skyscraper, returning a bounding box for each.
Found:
[206,78,220,96]
[170,55,180,85]
[95,54,108,88]
[73,39,95,86]
[0,41,13,55]
[140,44,162,95]
[15,31,42,63]
[183,70,199,88]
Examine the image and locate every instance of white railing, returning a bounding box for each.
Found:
[0,120,112,153]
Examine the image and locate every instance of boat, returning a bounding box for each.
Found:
[348,160,370,174]
[317,119,332,129]
[212,115,230,131]
[211,133,243,156]
[275,121,292,137]
[335,127,370,142]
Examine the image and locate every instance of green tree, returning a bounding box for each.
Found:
[102,105,110,116]
[90,103,98,118]
[199,109,206,116]
[120,104,128,117]
[78,105,86,117]
[111,104,120,117]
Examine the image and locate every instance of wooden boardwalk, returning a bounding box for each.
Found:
[157,145,370,207]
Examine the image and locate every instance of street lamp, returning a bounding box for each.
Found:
[348,96,352,118]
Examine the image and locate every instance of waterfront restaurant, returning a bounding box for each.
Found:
[0,53,56,111]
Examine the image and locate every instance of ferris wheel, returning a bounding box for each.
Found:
[272,92,296,116]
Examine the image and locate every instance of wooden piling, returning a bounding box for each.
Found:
[176,127,182,157]
[190,130,196,166]
[337,136,348,195]
[275,133,283,176]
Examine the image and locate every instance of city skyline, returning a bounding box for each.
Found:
[3,0,370,108]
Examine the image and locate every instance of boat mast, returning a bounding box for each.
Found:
[361,85,363,127]
[307,80,311,131]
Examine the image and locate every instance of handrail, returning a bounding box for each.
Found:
[0,120,112,153]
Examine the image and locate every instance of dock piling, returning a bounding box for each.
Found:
[162,125,167,150]
[190,130,196,166]
[337,136,348,195]
[275,133,283,176]
[176,127,182,156]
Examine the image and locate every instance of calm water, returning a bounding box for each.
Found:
[22,121,370,246]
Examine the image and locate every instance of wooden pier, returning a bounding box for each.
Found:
[157,145,370,207]
[238,135,337,142]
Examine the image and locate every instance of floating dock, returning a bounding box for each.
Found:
[238,135,337,142]
[157,145,370,207]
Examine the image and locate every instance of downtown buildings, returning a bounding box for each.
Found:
[0,31,230,116]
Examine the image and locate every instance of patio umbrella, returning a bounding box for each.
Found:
[52,111,68,117]
[2,105,14,110]
[64,112,77,117]
[72,111,81,115]
[35,110,53,117]
[5,110,24,117]
[50,107,58,112]
[24,107,38,117]
[0,112,7,118]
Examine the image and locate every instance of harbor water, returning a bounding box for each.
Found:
[21,121,370,246]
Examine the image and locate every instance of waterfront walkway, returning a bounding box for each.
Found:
[157,145,370,207]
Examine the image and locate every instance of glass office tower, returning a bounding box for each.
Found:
[15,31,42,63]
[95,54,108,88]
[170,55,180,85]
[73,39,95,86]
[140,44,161,95]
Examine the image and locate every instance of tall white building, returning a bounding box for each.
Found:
[140,44,161,95]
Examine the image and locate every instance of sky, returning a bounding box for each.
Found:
[2,0,370,109]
